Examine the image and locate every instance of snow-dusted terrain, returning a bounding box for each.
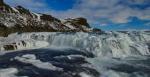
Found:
[1,0,98,37]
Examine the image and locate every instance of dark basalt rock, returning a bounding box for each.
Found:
[93,28,102,32]
[3,45,16,51]
[74,17,90,28]
[4,41,27,51]
[0,0,15,13]
[16,6,31,15]
[146,42,150,51]
[0,23,8,36]
[64,17,90,29]
[40,14,61,22]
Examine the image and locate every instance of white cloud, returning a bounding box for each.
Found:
[4,0,150,25]
[46,0,150,25]
[4,0,47,12]
[99,23,108,26]
[145,22,150,26]
[123,0,150,5]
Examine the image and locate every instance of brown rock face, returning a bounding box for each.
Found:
[3,45,15,51]
[63,17,92,32]
[93,28,102,32]
[40,14,61,22]
[0,0,14,13]
[74,18,90,28]
[0,0,4,11]
[16,6,31,15]
[64,18,90,28]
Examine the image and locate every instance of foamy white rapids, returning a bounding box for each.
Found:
[0,68,28,77]
[0,31,150,58]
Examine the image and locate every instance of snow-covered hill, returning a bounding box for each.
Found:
[0,0,101,36]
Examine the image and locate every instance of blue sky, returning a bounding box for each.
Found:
[4,0,150,31]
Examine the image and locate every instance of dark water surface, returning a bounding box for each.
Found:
[1,48,150,77]
[0,48,99,77]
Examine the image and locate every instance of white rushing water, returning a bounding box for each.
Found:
[0,31,150,58]
[0,31,150,77]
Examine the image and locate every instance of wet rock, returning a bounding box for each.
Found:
[3,45,15,51]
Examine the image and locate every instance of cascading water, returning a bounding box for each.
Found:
[10,31,149,58]
[0,31,150,77]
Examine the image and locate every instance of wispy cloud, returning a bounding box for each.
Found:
[4,0,150,30]
[4,0,48,12]
[45,0,150,25]
[145,22,150,26]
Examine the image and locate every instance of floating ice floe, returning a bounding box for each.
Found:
[0,68,28,77]
[14,54,63,71]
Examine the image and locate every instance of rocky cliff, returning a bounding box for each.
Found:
[0,0,101,36]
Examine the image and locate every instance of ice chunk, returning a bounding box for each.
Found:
[14,54,63,71]
[0,68,27,77]
[79,72,92,77]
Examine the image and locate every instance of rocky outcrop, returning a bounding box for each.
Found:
[0,1,102,36]
[64,18,90,28]
[63,18,91,32]
[15,6,31,15]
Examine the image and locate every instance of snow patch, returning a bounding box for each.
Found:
[14,54,63,71]
[65,23,76,29]
[32,12,41,21]
[11,7,19,13]
[79,72,92,77]
[0,68,27,77]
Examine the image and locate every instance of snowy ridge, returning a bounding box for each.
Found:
[0,0,96,35]
[0,31,150,58]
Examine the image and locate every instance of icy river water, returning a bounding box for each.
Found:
[0,31,150,77]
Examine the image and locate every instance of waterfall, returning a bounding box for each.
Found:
[0,31,150,58]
